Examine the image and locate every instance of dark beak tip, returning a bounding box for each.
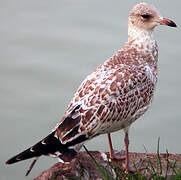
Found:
[168,20,177,28]
[161,18,177,28]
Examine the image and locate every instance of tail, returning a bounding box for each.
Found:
[6,131,68,164]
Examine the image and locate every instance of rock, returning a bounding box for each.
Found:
[33,151,181,180]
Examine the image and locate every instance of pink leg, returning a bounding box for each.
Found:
[107,133,114,159]
[124,131,129,171]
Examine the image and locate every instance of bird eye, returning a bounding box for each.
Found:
[141,14,150,19]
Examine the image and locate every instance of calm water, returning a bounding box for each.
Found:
[1,0,180,179]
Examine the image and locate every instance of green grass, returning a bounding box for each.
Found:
[82,138,181,180]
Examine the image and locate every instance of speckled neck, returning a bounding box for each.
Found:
[128,23,158,64]
[128,18,153,43]
[125,21,158,78]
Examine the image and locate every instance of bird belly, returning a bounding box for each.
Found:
[97,105,149,134]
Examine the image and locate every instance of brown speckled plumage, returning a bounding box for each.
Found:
[6,2,176,173]
[56,37,158,142]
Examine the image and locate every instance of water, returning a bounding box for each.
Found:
[1,0,180,179]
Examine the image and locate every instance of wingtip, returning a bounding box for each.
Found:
[6,154,22,164]
[6,158,17,165]
[5,131,62,165]
[5,160,10,165]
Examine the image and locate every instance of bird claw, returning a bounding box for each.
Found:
[109,150,126,160]
[122,163,135,172]
[123,158,146,172]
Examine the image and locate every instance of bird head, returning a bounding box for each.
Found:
[128,3,177,32]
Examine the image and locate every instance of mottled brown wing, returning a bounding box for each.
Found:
[55,61,156,145]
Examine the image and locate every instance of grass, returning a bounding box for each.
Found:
[82,138,181,180]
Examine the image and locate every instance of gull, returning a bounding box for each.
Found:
[6,2,176,173]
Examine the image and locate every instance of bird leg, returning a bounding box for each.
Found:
[107,133,125,160]
[124,131,129,171]
[107,133,114,159]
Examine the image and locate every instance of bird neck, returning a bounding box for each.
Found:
[128,23,153,43]
[126,24,158,75]
[128,25,158,58]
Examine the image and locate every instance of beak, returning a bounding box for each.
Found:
[159,18,177,27]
